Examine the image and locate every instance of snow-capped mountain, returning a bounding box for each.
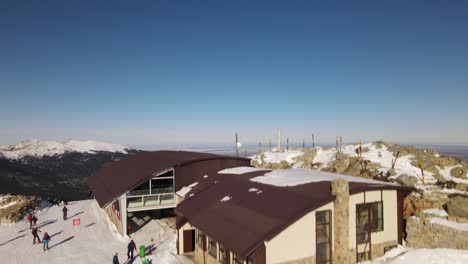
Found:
[0,139,130,160]
[0,139,139,200]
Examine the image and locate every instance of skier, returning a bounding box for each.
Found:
[127,239,136,260]
[32,226,41,244]
[42,232,51,251]
[27,213,33,229]
[62,205,68,220]
[32,215,38,226]
[113,252,120,264]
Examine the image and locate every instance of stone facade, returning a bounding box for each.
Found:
[371,241,398,259]
[407,216,468,250]
[331,179,350,264]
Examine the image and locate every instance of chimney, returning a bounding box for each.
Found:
[331,179,350,264]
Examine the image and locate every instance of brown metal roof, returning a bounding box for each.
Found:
[175,170,412,259]
[87,150,250,207]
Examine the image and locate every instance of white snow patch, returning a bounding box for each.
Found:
[220,196,232,202]
[176,182,199,198]
[364,246,468,264]
[248,188,259,192]
[203,175,209,178]
[251,168,390,187]
[0,139,129,160]
[0,201,18,210]
[422,209,448,218]
[255,150,304,165]
[428,217,468,231]
[218,166,269,175]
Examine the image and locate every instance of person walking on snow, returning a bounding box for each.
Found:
[32,215,38,226]
[127,239,136,260]
[42,232,50,251]
[27,213,33,229]
[113,252,120,264]
[62,205,68,220]
[32,226,41,244]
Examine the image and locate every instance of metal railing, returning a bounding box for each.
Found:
[127,193,175,209]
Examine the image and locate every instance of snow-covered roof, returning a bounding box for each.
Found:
[218,166,269,175]
[250,168,391,187]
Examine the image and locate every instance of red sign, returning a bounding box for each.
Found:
[73,218,81,226]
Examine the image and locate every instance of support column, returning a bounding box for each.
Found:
[120,194,127,237]
[331,179,350,264]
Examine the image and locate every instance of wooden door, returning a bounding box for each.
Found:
[183,229,195,253]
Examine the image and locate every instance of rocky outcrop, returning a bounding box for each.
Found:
[0,194,40,224]
[395,174,418,188]
[446,195,468,219]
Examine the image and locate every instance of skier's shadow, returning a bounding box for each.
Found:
[49,236,74,249]
[67,211,84,219]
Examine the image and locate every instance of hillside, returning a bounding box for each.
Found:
[0,140,139,201]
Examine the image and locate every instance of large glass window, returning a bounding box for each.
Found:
[151,178,174,194]
[128,181,150,196]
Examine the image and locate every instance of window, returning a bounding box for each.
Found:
[196,231,205,249]
[370,202,383,232]
[316,210,332,264]
[219,244,228,264]
[233,253,244,264]
[128,180,150,196]
[208,237,217,258]
[151,178,174,194]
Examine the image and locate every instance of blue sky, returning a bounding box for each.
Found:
[1,0,468,146]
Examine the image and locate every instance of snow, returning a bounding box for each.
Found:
[176,182,199,198]
[252,150,303,165]
[252,143,440,185]
[203,175,209,178]
[428,217,468,231]
[218,166,269,175]
[248,188,259,192]
[0,139,129,160]
[220,196,232,202]
[0,201,18,210]
[437,165,468,184]
[250,168,390,187]
[0,199,191,264]
[422,208,448,218]
[365,246,468,264]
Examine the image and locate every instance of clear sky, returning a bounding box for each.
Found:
[1,0,468,146]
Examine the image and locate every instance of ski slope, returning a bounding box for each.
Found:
[0,200,191,264]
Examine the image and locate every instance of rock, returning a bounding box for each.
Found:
[446,195,468,219]
[450,167,467,179]
[334,158,350,174]
[455,183,468,192]
[433,173,447,183]
[396,174,419,187]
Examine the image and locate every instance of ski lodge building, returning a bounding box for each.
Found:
[175,167,412,264]
[87,151,250,237]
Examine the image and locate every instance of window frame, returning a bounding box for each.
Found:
[208,237,217,259]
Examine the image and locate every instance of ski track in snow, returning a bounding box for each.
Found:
[0,200,191,264]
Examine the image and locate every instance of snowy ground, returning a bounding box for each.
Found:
[0,199,192,264]
[365,246,468,264]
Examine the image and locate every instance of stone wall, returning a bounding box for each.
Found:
[406,216,468,249]
[331,179,350,264]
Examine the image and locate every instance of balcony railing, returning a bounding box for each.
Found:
[127,193,176,209]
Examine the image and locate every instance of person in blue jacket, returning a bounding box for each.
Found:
[127,240,137,260]
[42,232,51,251]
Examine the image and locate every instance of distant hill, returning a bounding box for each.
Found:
[0,139,139,201]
